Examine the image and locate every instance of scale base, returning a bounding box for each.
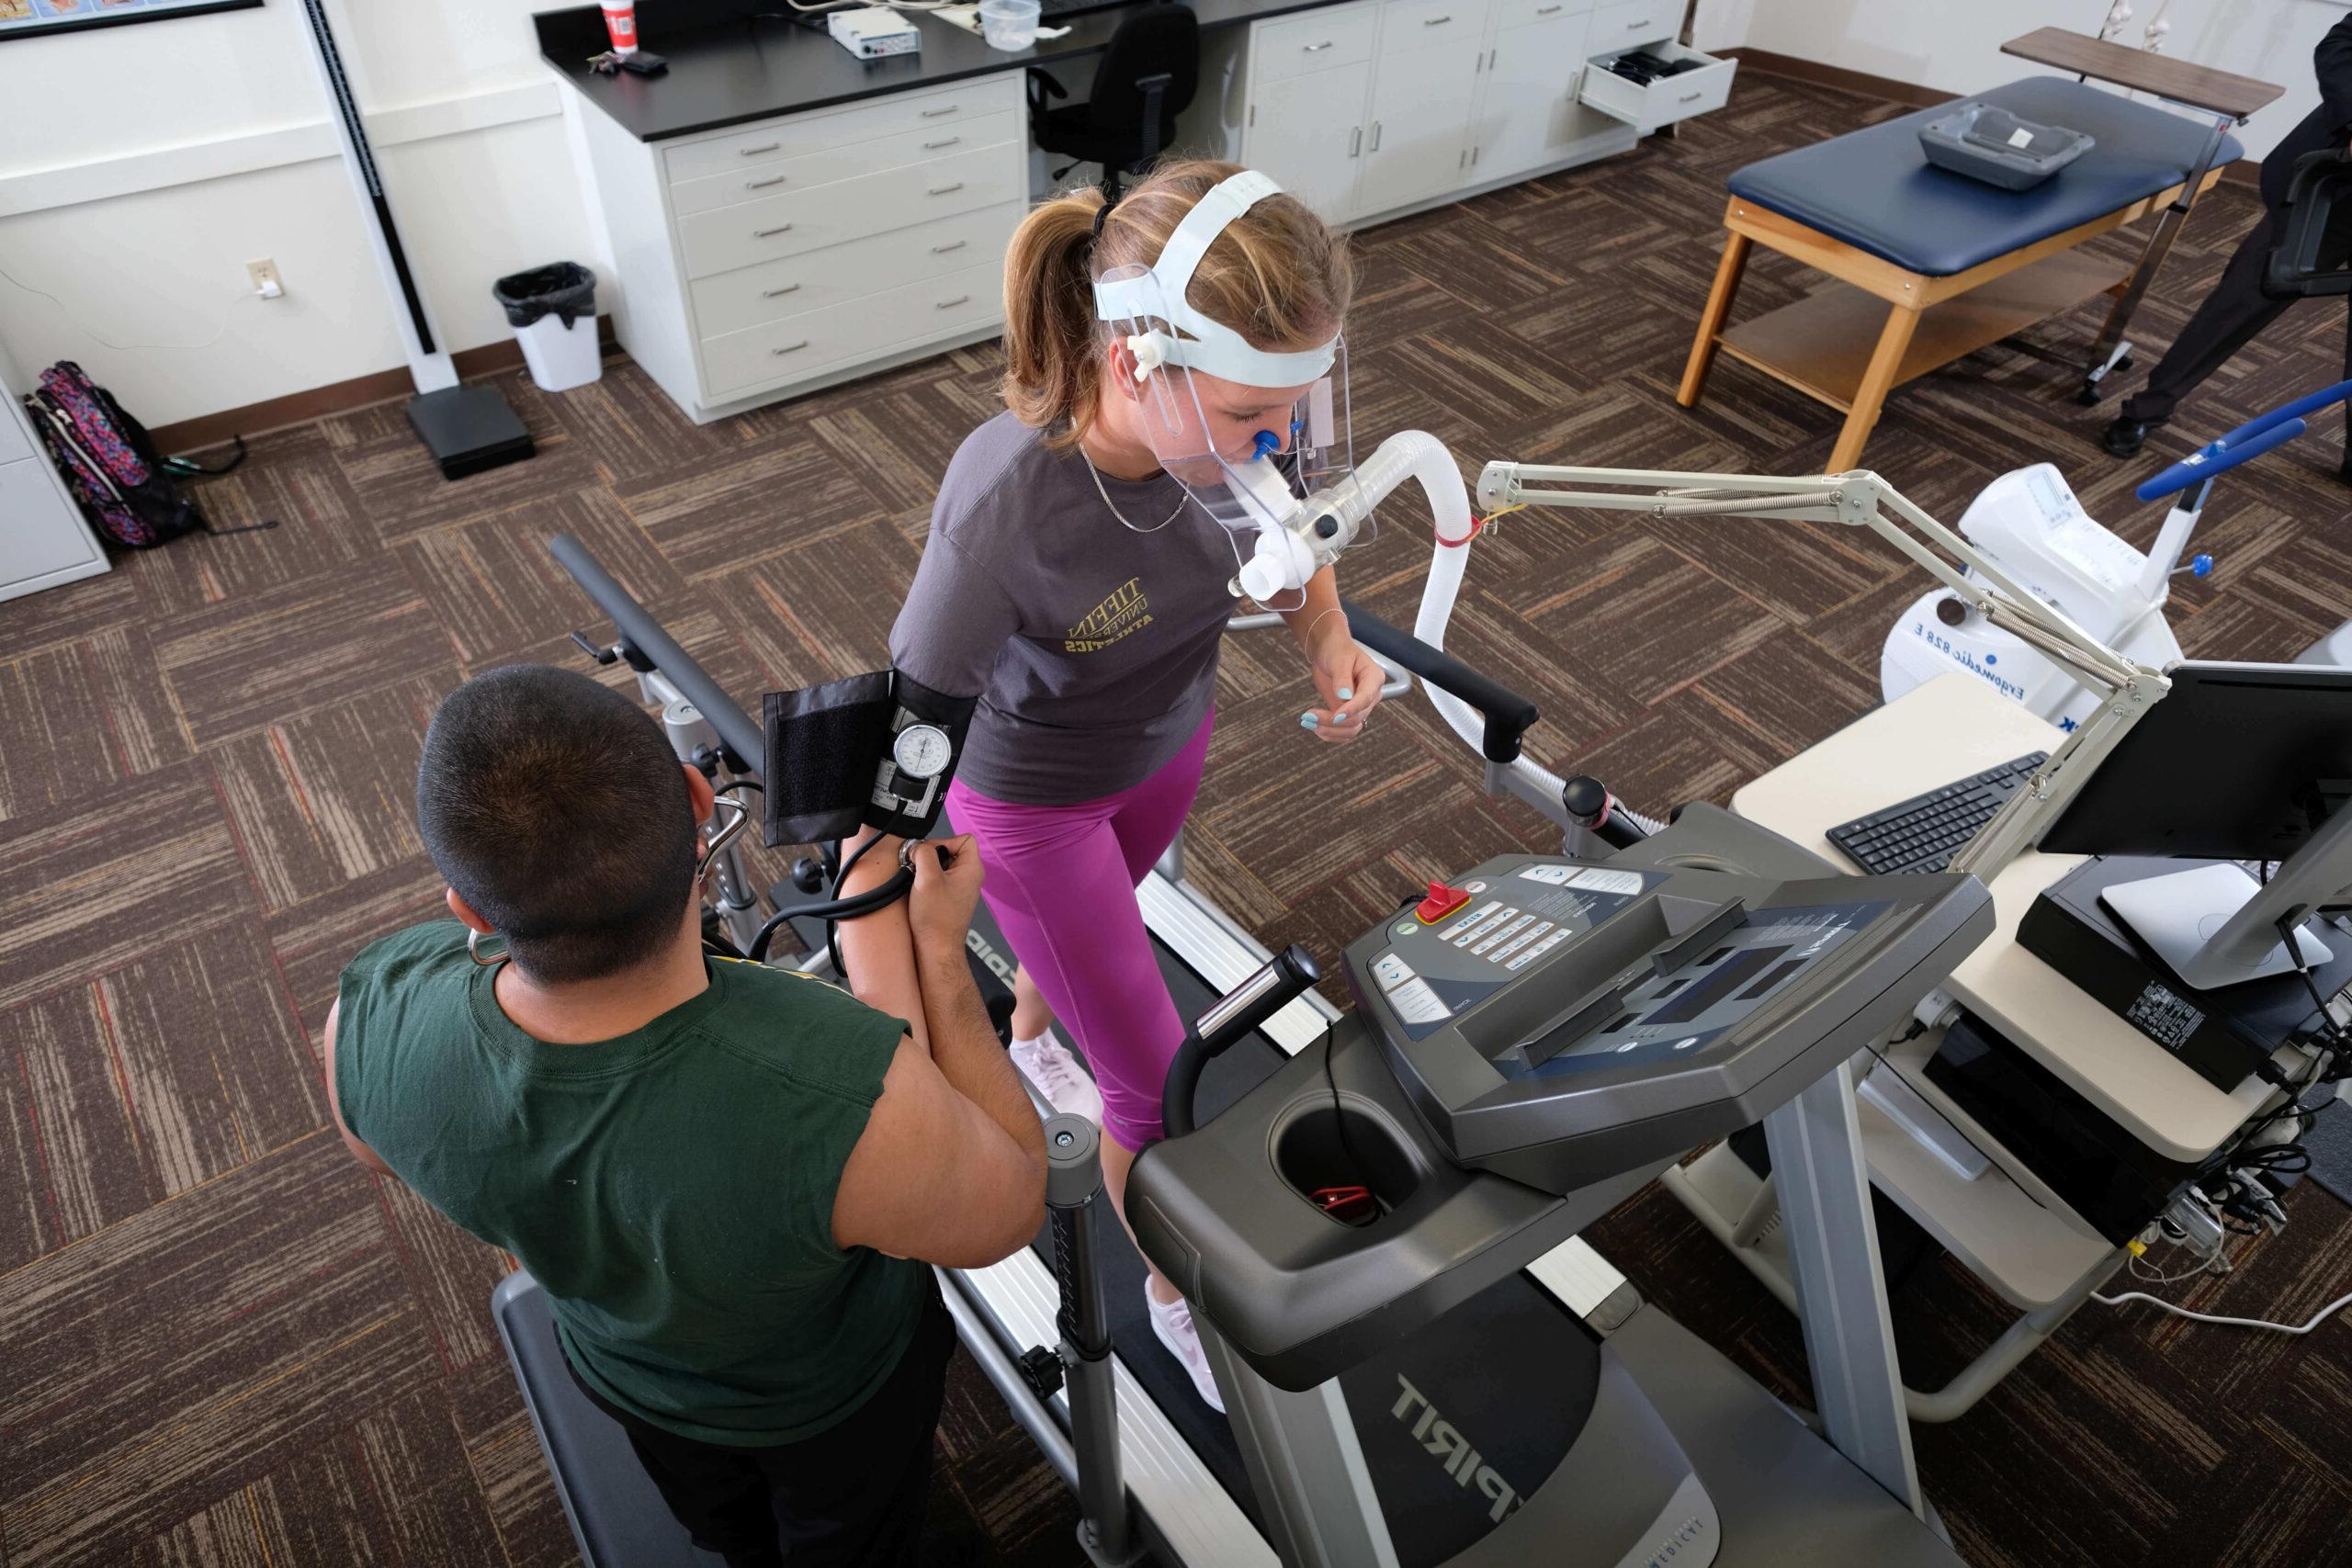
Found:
[2101,862,2333,987]
[407,385,535,480]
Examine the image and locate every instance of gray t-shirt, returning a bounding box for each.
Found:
[890,411,1243,806]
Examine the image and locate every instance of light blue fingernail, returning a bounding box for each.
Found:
[1338,686,1353,701]
[1300,713,1318,729]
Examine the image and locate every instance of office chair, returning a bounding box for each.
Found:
[1026,3,1199,202]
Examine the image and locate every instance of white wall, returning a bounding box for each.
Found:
[0,0,594,427]
[1715,0,2352,163]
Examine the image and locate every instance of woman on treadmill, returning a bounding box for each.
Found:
[888,161,1380,1408]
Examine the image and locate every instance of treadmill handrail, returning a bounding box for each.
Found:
[551,533,764,775]
[1163,944,1321,1139]
[1342,599,1540,762]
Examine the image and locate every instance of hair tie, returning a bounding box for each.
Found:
[1091,196,1118,243]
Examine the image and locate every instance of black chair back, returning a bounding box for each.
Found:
[1086,4,1199,141]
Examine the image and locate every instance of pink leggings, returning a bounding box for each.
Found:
[945,711,1214,1151]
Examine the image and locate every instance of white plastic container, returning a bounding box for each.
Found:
[514,312,604,393]
[979,0,1040,51]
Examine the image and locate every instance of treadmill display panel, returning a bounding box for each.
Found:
[1496,898,1893,1078]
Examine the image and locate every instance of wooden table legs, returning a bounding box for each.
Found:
[1831,301,1923,473]
[1678,230,1751,409]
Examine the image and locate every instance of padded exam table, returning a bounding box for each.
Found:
[1679,31,2278,471]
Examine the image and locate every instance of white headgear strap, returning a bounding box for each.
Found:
[1091,170,1340,388]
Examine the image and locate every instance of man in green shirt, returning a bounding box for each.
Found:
[326,664,1046,1567]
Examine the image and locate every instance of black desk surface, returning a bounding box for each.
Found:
[537,0,1340,142]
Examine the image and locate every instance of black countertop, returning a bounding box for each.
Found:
[536,0,1340,141]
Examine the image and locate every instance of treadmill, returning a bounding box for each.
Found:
[498,536,1987,1567]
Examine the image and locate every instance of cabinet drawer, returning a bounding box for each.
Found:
[0,457,98,587]
[1588,0,1674,49]
[671,111,1021,217]
[1498,0,1589,30]
[0,400,31,465]
[700,262,1001,398]
[692,203,1021,339]
[1254,5,1376,84]
[1580,40,1735,129]
[1380,0,1482,55]
[679,141,1023,280]
[661,77,1022,185]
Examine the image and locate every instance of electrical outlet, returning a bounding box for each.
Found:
[247,258,285,299]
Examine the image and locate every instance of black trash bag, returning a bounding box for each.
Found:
[493,263,597,330]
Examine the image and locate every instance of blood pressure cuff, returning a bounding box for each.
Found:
[2267,149,2352,299]
[759,669,975,846]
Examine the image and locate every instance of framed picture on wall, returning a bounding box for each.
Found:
[0,0,262,42]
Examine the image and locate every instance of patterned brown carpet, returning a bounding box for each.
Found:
[6,68,2352,1568]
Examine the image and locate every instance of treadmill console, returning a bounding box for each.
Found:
[1347,848,1992,1194]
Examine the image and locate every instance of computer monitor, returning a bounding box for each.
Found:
[2041,660,2352,988]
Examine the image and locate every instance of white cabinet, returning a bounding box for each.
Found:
[1237,0,1718,231]
[564,73,1028,423]
[1476,8,1599,182]
[1358,0,1490,214]
[1245,59,1377,224]
[0,341,107,604]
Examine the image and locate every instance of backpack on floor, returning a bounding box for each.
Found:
[23,362,267,550]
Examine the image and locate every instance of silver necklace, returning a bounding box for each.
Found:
[1080,443,1190,534]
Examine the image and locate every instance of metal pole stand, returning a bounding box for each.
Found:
[1026,1114,1147,1568]
[2075,107,2236,406]
[659,697,763,956]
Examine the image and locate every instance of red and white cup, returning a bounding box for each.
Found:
[601,0,639,54]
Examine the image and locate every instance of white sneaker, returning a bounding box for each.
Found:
[1008,1030,1104,1124]
[1148,1291,1227,1414]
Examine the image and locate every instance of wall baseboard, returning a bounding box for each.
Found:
[1721,47,2263,187]
[148,316,618,457]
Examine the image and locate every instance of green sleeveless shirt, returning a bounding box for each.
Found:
[334,919,924,1446]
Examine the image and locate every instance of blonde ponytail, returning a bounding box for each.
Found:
[999,161,1355,451]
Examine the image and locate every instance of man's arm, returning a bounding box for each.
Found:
[321,998,396,1179]
[835,829,929,1053]
[831,836,1047,1266]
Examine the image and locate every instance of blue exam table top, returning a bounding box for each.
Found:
[1726,77,2245,278]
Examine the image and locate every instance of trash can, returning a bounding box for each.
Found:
[493,263,602,393]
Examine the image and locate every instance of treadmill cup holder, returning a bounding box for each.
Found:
[1272,1097,1423,1227]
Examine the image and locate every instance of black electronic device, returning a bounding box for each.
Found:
[1827,750,2048,876]
[2018,854,2352,1091]
[406,385,536,479]
[2041,661,2352,988]
[1923,1011,2199,1244]
[1038,0,1141,17]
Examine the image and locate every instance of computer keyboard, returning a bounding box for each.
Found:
[1826,751,2050,876]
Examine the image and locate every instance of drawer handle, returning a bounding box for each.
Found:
[929,182,966,196]
[754,224,795,237]
[1350,125,1362,157]
[935,295,972,310]
[747,175,786,189]
[1536,4,1560,11]
[921,104,960,118]
[772,340,810,356]
[740,142,782,156]
[1678,89,1703,102]
[1302,39,1334,51]
[1626,16,1646,26]
[933,240,970,254]
[924,136,962,149]
[1423,14,1451,24]
[1369,120,1381,152]
[763,284,803,298]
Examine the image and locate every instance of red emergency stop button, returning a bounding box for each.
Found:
[1416,881,1472,923]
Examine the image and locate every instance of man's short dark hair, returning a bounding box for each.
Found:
[417,665,697,984]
